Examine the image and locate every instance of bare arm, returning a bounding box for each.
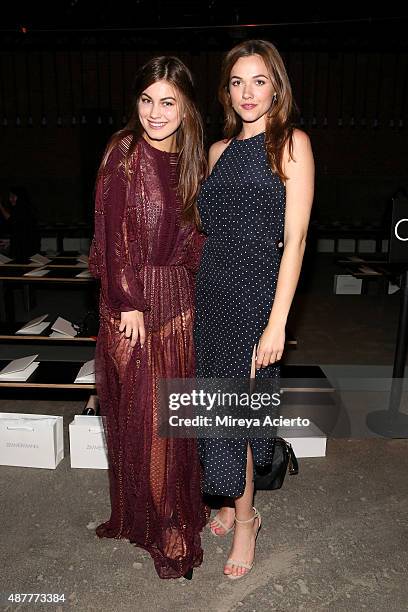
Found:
[256,129,315,368]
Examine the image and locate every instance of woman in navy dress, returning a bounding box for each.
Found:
[194,40,314,579]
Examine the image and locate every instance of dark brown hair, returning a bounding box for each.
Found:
[218,39,299,182]
[99,56,207,224]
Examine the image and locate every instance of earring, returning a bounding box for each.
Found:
[272,93,278,104]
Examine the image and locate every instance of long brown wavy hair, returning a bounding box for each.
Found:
[218,40,299,183]
[99,56,207,225]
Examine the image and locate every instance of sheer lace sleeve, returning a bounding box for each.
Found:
[89,140,148,313]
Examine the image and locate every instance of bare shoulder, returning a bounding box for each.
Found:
[286,128,312,158]
[208,138,232,173]
[282,128,313,174]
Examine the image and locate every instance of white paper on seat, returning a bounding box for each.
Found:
[0,355,40,381]
[0,354,38,374]
[23,268,50,277]
[77,254,89,263]
[74,359,95,383]
[51,316,77,337]
[0,254,13,264]
[23,315,49,326]
[358,265,381,275]
[74,262,88,268]
[0,362,39,381]
[75,269,92,278]
[16,322,50,335]
[16,314,49,330]
[30,253,51,265]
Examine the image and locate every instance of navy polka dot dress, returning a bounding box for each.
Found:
[194,131,285,497]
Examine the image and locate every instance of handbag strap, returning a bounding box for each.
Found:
[275,437,299,476]
[287,443,299,475]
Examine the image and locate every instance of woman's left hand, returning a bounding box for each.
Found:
[256,323,286,369]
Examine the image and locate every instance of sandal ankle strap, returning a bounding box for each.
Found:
[235,507,259,524]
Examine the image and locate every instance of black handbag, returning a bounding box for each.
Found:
[254,437,299,490]
[73,310,100,337]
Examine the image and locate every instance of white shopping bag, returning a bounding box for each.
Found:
[277,422,327,458]
[69,415,108,469]
[0,413,64,469]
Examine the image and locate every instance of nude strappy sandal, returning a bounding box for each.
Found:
[210,344,258,539]
[209,513,235,536]
[224,507,262,580]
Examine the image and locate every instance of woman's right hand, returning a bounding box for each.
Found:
[119,310,145,348]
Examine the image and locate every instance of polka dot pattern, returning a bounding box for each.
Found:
[194,132,286,497]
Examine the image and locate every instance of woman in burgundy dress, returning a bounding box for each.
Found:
[88,56,210,579]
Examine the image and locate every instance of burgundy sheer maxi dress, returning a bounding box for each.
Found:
[88,134,210,579]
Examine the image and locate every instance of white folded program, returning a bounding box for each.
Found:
[51,316,78,337]
[74,359,95,384]
[15,314,50,335]
[23,268,50,277]
[29,253,51,265]
[0,354,40,381]
[75,269,92,278]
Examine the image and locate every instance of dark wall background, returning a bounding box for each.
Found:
[0,14,407,230]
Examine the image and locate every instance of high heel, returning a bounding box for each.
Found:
[183,568,193,580]
[224,507,262,580]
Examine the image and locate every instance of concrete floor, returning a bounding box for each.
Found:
[1,282,408,611]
